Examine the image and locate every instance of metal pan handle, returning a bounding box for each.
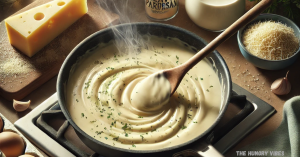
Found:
[198,145,224,157]
[172,145,224,157]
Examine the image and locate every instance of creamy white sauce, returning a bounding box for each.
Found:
[185,0,245,31]
[66,36,222,150]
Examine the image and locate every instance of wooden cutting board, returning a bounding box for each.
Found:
[0,0,119,101]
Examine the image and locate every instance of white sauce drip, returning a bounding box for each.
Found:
[66,36,222,150]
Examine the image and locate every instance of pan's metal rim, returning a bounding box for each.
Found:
[57,22,232,154]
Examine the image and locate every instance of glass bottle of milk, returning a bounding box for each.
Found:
[185,0,245,32]
[145,0,179,21]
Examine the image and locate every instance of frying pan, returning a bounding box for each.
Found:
[57,0,272,156]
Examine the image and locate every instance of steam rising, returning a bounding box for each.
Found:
[95,0,151,55]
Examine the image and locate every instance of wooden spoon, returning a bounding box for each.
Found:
[164,0,273,95]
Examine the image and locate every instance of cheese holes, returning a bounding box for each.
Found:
[57,1,65,6]
[48,20,54,29]
[34,12,44,21]
[46,4,51,8]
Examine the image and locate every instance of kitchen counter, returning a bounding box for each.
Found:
[0,0,299,156]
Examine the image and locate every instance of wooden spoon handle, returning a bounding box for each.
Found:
[180,0,273,71]
[166,0,273,94]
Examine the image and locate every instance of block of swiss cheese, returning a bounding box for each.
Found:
[5,0,88,57]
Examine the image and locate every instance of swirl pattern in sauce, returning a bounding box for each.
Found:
[66,36,222,150]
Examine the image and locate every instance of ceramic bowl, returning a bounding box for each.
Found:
[237,13,300,70]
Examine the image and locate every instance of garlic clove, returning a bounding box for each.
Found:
[271,71,291,95]
[13,99,31,112]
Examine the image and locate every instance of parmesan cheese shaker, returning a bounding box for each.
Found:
[145,0,179,21]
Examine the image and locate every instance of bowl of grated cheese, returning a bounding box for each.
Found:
[237,13,300,70]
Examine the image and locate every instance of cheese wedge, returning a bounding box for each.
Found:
[5,0,88,57]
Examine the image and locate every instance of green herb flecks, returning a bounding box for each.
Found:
[112,120,117,127]
[95,131,104,135]
[107,113,113,119]
[113,136,119,141]
[122,123,130,130]
[106,67,115,71]
[84,80,91,89]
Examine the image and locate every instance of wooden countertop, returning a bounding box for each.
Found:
[1,0,299,156]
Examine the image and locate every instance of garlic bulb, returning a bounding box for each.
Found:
[13,99,31,112]
[271,71,291,95]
